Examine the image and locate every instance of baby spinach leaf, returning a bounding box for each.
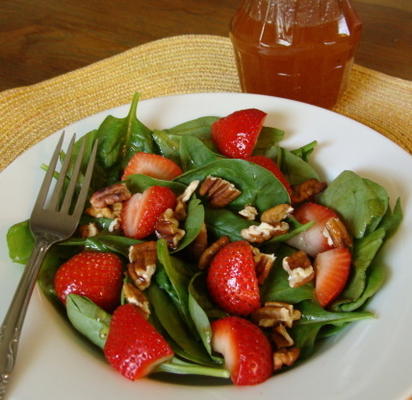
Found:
[317,170,389,239]
[177,159,290,212]
[152,130,181,164]
[204,208,256,242]
[156,357,229,378]
[377,197,403,240]
[179,136,221,171]
[7,220,35,264]
[125,174,186,194]
[97,93,154,169]
[262,245,314,304]
[66,294,111,349]
[253,126,285,155]
[290,140,317,162]
[174,197,205,253]
[165,116,218,139]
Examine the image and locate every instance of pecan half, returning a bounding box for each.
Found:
[273,348,300,371]
[238,205,258,221]
[291,179,327,204]
[199,176,241,207]
[241,222,289,243]
[174,180,200,221]
[251,301,301,328]
[282,250,315,288]
[85,206,114,219]
[78,222,99,238]
[323,217,353,248]
[253,247,276,284]
[272,323,295,348]
[155,208,185,250]
[198,236,230,269]
[261,204,293,225]
[90,183,131,208]
[122,282,150,319]
[127,241,157,290]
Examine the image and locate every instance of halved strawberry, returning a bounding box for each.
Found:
[287,202,338,256]
[122,152,183,181]
[121,185,176,239]
[207,241,260,316]
[211,109,267,159]
[314,248,352,307]
[54,251,123,312]
[246,155,292,195]
[212,316,273,385]
[104,304,174,380]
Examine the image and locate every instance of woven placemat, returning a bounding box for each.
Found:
[0,34,411,171]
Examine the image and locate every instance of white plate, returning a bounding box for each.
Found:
[1,93,411,400]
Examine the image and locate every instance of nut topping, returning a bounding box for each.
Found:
[252,247,276,284]
[273,348,300,371]
[272,324,295,348]
[238,205,258,221]
[174,180,200,221]
[122,282,150,319]
[155,208,186,250]
[291,179,327,204]
[241,222,289,243]
[282,251,315,288]
[323,217,353,248]
[251,301,301,328]
[199,176,241,208]
[127,241,157,291]
[261,204,293,225]
[198,236,230,269]
[78,222,99,238]
[89,183,131,208]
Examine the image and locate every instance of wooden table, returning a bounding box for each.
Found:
[0,0,411,91]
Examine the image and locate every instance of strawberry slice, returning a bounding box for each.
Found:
[122,152,183,181]
[54,251,123,312]
[314,247,352,307]
[207,241,260,316]
[212,316,273,385]
[104,304,174,380]
[287,202,338,256]
[211,109,267,159]
[121,185,176,239]
[246,155,292,194]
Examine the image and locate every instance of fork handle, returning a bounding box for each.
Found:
[0,239,51,399]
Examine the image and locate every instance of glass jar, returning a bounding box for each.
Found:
[230,0,362,108]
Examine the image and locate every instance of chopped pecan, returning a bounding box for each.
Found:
[127,241,157,290]
[272,324,295,348]
[261,204,293,225]
[122,282,150,319]
[251,301,301,328]
[273,347,300,371]
[85,206,114,219]
[108,218,121,233]
[252,247,276,284]
[155,208,185,250]
[78,223,99,238]
[174,180,200,221]
[90,183,131,208]
[238,205,258,221]
[198,236,230,269]
[199,176,241,207]
[291,179,327,204]
[282,251,315,288]
[241,222,289,243]
[189,223,208,259]
[323,217,353,248]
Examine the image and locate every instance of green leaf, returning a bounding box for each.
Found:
[253,126,285,155]
[317,170,389,239]
[7,220,35,264]
[177,159,290,212]
[125,174,186,194]
[173,197,205,253]
[377,198,403,240]
[66,294,111,349]
[179,136,221,171]
[156,357,229,378]
[290,141,317,161]
[165,116,218,139]
[152,130,181,164]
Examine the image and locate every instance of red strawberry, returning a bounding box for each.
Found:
[207,241,260,316]
[287,202,338,256]
[211,109,267,159]
[212,316,273,385]
[121,185,176,239]
[122,152,183,181]
[54,251,123,312]
[104,304,174,380]
[314,247,352,307]
[246,155,292,194]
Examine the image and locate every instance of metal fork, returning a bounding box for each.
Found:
[0,134,98,399]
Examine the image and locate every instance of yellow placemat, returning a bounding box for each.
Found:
[0,34,411,171]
